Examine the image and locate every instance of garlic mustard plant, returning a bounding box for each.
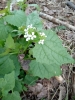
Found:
[0,6,74,100]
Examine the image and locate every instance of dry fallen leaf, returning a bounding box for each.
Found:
[18,54,30,71]
[37,87,47,99]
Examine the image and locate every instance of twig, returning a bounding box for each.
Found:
[51,87,59,100]
[58,86,63,100]
[72,67,75,95]
[58,86,66,100]
[39,12,75,31]
[66,65,72,100]
[48,83,50,100]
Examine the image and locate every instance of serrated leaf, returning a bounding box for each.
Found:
[33,30,74,65]
[0,19,13,40]
[26,11,43,30]
[2,71,15,96]
[5,34,15,49]
[4,10,27,27]
[29,60,62,79]
[2,91,21,100]
[0,55,15,75]
[0,71,15,96]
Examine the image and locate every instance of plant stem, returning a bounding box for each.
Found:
[23,42,30,53]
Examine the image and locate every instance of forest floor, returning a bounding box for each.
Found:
[1,0,75,100]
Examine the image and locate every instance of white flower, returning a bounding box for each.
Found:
[24,25,37,41]
[25,35,31,41]
[31,32,36,40]
[33,27,36,29]
[24,29,28,32]
[27,24,36,30]
[17,0,23,2]
[27,24,33,29]
[10,3,13,11]
[28,34,32,38]
[24,34,28,38]
[39,32,42,35]
[24,29,27,31]
[24,33,31,37]
[38,39,44,45]
[24,31,29,37]
[26,37,30,41]
[39,32,47,37]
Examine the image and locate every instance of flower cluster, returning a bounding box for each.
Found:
[38,39,44,45]
[24,24,47,45]
[39,32,47,37]
[24,24,36,41]
[38,32,47,44]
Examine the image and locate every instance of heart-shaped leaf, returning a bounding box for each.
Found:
[33,30,74,65]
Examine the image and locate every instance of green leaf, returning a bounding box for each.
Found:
[18,38,28,47]
[4,10,27,27]
[14,79,22,92]
[0,71,15,96]
[33,30,74,65]
[0,78,6,88]
[5,34,15,49]
[0,55,8,64]
[0,40,5,47]
[0,48,5,55]
[2,91,21,100]
[0,7,8,14]
[27,11,43,30]
[0,55,15,75]
[22,86,27,91]
[0,19,13,40]
[10,55,21,76]
[29,60,62,79]
[24,75,38,85]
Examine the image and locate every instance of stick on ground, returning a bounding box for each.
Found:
[39,12,75,31]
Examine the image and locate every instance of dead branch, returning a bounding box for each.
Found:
[58,86,66,100]
[51,87,59,100]
[66,65,72,100]
[72,68,75,95]
[39,12,75,31]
